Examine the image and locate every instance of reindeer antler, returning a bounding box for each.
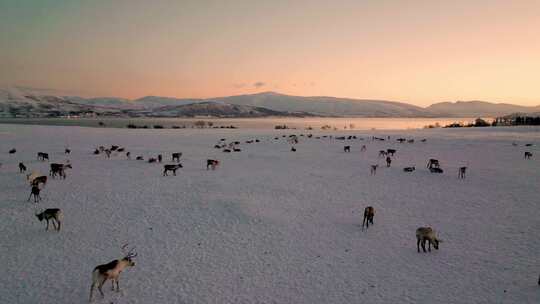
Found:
[122,243,137,258]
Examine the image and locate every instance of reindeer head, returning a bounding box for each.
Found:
[121,244,137,266]
[35,210,45,221]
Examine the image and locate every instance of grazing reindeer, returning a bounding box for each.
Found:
[104,149,111,158]
[93,149,100,155]
[65,148,71,154]
[370,165,378,175]
[421,139,427,142]
[117,147,125,152]
[126,152,131,159]
[28,185,41,202]
[89,245,137,302]
[28,173,47,188]
[50,163,72,179]
[416,227,442,253]
[223,149,231,153]
[37,152,49,161]
[386,156,392,167]
[386,149,396,156]
[9,148,16,154]
[35,208,63,231]
[110,145,119,151]
[524,152,532,159]
[379,150,387,157]
[233,148,242,152]
[207,159,220,170]
[19,162,27,173]
[291,147,297,152]
[362,206,375,230]
[163,164,183,176]
[426,159,440,169]
[360,145,367,152]
[344,146,351,153]
[148,158,157,163]
[458,167,467,179]
[403,166,415,172]
[136,156,144,160]
[408,139,415,143]
[172,153,182,162]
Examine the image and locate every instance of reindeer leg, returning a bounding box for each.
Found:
[97,279,106,297]
[421,240,427,252]
[45,219,49,230]
[57,220,61,231]
[28,193,32,202]
[428,241,432,252]
[417,239,421,252]
[90,283,96,302]
[116,280,120,292]
[111,279,115,291]
[51,220,57,231]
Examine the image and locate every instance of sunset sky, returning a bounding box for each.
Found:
[1,0,539,106]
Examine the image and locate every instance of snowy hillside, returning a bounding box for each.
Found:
[426,101,540,117]
[1,124,539,304]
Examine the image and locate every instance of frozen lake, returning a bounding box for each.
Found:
[0,124,539,304]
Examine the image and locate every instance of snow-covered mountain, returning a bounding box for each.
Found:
[426,100,540,117]
[1,86,538,118]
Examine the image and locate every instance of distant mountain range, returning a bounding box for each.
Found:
[0,86,538,118]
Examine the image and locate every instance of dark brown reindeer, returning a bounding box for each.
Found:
[344,145,351,152]
[458,167,467,179]
[28,185,41,203]
[172,153,182,162]
[403,166,415,172]
[19,162,27,173]
[524,152,533,159]
[89,245,137,302]
[163,164,183,176]
[50,163,72,179]
[386,149,396,156]
[35,208,63,231]
[386,156,392,167]
[28,173,47,188]
[362,206,375,230]
[65,148,71,154]
[370,164,378,175]
[37,152,49,161]
[207,159,220,170]
[416,227,442,253]
[9,148,16,154]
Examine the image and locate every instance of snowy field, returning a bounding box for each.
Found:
[1,124,539,304]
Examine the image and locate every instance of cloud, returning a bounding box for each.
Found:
[253,81,266,88]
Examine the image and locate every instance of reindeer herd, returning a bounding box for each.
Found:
[2,133,537,301]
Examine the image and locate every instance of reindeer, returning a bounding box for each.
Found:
[65,148,71,154]
[407,139,415,143]
[344,146,351,152]
[104,149,111,158]
[117,147,125,152]
[223,149,231,153]
[93,149,100,155]
[28,185,41,203]
[163,164,183,176]
[19,162,27,173]
[362,206,375,230]
[420,139,427,142]
[50,163,72,179]
[291,147,297,152]
[426,159,440,169]
[89,245,137,302]
[35,208,63,231]
[110,145,119,151]
[37,152,49,161]
[370,165,378,175]
[27,173,47,188]
[386,149,396,156]
[403,166,415,172]
[416,227,442,253]
[126,152,131,159]
[458,167,467,178]
[524,152,533,159]
[9,148,16,154]
[136,156,144,160]
[158,154,162,163]
[172,153,182,162]
[360,145,367,152]
[207,159,220,170]
[379,150,387,157]
[233,148,242,152]
[148,158,157,163]
[386,156,392,167]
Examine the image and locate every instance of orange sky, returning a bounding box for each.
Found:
[1,0,539,106]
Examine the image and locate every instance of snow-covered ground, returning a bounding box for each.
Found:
[1,124,539,304]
